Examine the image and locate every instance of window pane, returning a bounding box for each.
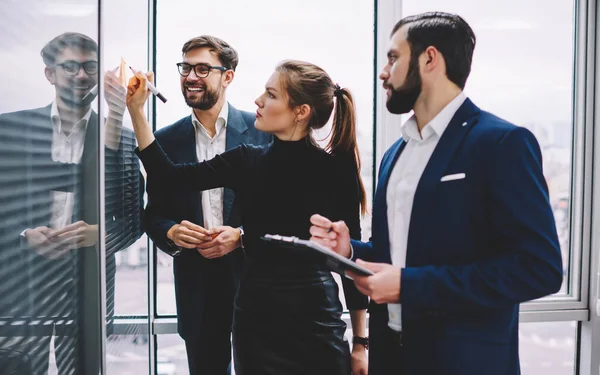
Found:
[155,0,375,315]
[101,0,150,371]
[519,321,576,375]
[0,2,103,374]
[114,236,148,315]
[157,334,190,375]
[106,334,150,375]
[401,0,575,295]
[157,244,177,315]
[103,0,148,318]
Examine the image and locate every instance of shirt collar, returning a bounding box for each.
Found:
[400,92,466,143]
[51,101,92,134]
[191,102,229,136]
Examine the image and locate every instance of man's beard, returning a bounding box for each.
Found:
[183,84,221,111]
[386,55,422,115]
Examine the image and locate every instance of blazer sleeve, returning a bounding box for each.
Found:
[143,189,179,256]
[136,140,247,192]
[400,127,563,311]
[350,239,374,262]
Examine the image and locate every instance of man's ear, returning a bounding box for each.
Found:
[44,66,56,85]
[222,69,235,88]
[421,46,440,73]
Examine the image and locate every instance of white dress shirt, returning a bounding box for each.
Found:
[191,103,228,229]
[387,92,466,331]
[49,102,91,230]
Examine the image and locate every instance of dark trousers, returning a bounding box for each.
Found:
[184,329,232,375]
[369,324,404,375]
[184,281,234,375]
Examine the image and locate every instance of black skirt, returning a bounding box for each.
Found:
[232,263,350,375]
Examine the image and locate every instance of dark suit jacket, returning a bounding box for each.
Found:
[143,104,271,341]
[0,104,143,329]
[352,99,563,375]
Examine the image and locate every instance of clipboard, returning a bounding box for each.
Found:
[261,234,374,278]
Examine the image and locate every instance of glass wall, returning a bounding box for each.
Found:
[0,1,147,374]
[0,1,103,374]
[102,0,150,373]
[519,322,577,375]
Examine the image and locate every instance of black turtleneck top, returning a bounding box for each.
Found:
[138,136,368,309]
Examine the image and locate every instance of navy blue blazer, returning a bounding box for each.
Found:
[352,99,563,375]
[143,104,271,341]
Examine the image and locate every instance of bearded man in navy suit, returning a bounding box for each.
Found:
[143,35,271,375]
[310,12,563,375]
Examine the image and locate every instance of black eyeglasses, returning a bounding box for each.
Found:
[176,62,228,78]
[55,60,98,76]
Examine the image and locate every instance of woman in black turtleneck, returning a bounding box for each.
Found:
[127,60,369,375]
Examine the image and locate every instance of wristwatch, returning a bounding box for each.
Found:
[353,336,369,350]
[166,238,183,257]
[238,227,245,249]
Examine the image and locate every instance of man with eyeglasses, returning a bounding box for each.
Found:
[143,35,270,375]
[0,32,143,374]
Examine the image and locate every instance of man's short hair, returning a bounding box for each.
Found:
[181,35,239,71]
[392,12,476,89]
[41,32,98,67]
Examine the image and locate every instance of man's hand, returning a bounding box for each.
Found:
[24,226,72,259]
[196,226,241,259]
[309,214,352,258]
[49,221,99,249]
[167,220,212,249]
[347,260,401,304]
[351,345,368,375]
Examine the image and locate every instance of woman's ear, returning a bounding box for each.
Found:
[295,103,311,123]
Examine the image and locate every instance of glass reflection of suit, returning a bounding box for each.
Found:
[0,104,143,374]
[0,31,143,375]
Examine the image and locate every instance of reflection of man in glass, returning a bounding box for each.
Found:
[0,32,143,374]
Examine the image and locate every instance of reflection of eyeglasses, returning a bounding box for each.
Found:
[176,62,228,78]
[56,60,98,76]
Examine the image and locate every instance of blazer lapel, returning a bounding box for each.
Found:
[406,99,481,263]
[373,139,407,264]
[179,118,199,163]
[223,105,247,224]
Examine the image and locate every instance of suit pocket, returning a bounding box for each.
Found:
[440,173,466,182]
